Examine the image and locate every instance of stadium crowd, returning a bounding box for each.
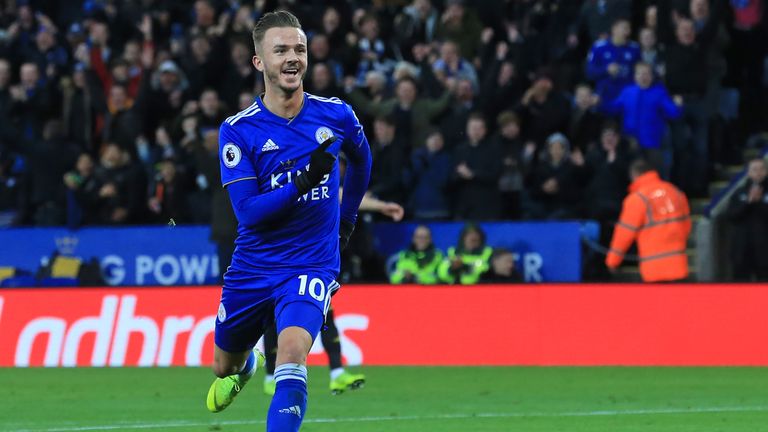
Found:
[0,0,765,281]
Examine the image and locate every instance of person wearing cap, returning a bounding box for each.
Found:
[135,59,189,138]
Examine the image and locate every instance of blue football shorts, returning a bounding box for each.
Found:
[214,268,340,353]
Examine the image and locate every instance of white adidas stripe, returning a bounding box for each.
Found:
[225,101,258,124]
[226,101,260,125]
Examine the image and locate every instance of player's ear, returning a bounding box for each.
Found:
[252,54,264,72]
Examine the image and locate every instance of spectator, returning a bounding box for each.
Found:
[319,7,351,63]
[517,70,571,149]
[435,0,483,60]
[638,27,664,77]
[10,62,55,141]
[352,13,395,84]
[63,153,100,227]
[182,34,221,98]
[725,158,768,281]
[584,123,633,222]
[451,113,502,220]
[480,248,523,283]
[570,0,632,45]
[437,223,492,284]
[438,78,477,147]
[147,159,188,223]
[404,129,453,220]
[135,60,189,140]
[586,18,640,104]
[393,0,440,62]
[220,40,260,109]
[606,159,691,282]
[724,0,766,139]
[390,225,443,284]
[478,43,524,122]
[62,61,103,151]
[601,62,682,178]
[493,111,529,219]
[369,116,406,205]
[569,83,604,152]
[23,25,68,82]
[308,34,344,84]
[432,40,479,91]
[102,84,140,154]
[346,76,452,149]
[93,144,146,224]
[658,0,723,196]
[526,133,587,220]
[237,90,255,111]
[307,62,341,98]
[581,123,634,278]
[26,120,78,225]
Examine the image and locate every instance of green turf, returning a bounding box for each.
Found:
[1,367,768,431]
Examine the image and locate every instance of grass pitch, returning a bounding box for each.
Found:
[1,367,768,431]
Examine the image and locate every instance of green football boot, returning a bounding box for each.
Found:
[206,350,265,413]
[329,371,366,395]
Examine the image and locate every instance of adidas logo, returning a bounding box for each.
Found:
[262,139,280,152]
[278,405,302,417]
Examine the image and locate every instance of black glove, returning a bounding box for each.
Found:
[339,219,355,251]
[294,136,336,195]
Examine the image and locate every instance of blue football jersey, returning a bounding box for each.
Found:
[218,93,368,285]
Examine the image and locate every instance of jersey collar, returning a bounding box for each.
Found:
[256,92,308,126]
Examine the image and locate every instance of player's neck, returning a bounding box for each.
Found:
[262,86,304,119]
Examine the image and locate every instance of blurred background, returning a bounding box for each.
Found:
[0,0,765,287]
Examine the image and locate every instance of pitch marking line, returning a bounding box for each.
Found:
[5,406,768,432]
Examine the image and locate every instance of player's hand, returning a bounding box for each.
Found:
[339,219,355,251]
[295,136,337,195]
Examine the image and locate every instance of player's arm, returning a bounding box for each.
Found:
[220,123,331,227]
[339,104,373,247]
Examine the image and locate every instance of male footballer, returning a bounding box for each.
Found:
[206,10,371,432]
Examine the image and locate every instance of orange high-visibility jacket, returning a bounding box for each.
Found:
[606,171,691,282]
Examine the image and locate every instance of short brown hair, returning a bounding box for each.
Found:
[252,10,302,53]
[496,110,520,127]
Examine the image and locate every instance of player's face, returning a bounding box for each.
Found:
[254,27,308,95]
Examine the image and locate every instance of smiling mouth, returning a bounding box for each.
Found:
[281,67,299,77]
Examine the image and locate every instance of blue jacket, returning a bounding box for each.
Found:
[586,39,640,103]
[602,83,682,149]
[404,147,453,219]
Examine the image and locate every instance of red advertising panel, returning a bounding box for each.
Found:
[1,284,768,367]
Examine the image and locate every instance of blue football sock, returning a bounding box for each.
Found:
[238,351,256,378]
[267,363,308,432]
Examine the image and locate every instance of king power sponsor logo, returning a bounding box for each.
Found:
[0,291,368,368]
